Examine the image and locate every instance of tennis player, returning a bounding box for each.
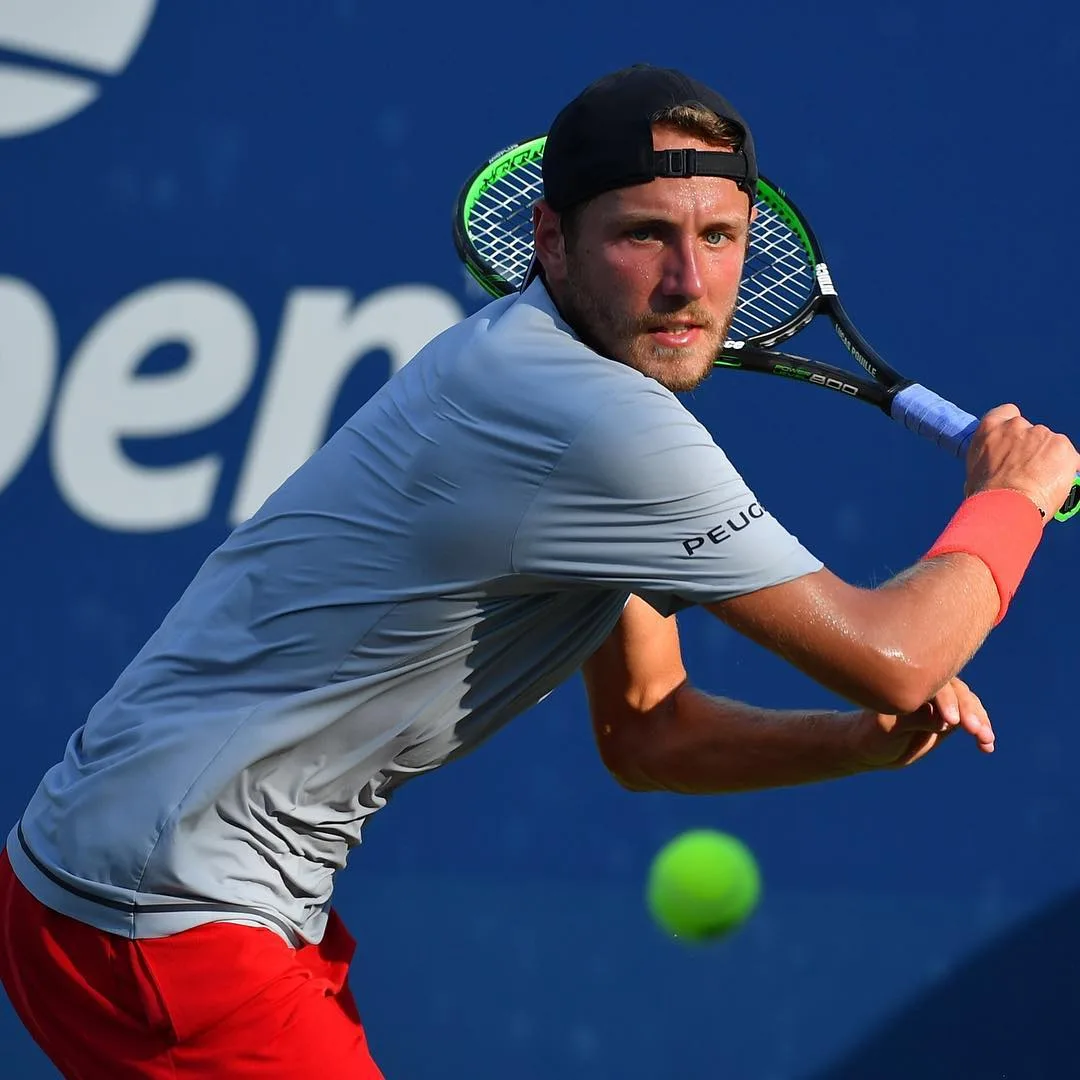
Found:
[3,64,1077,1079]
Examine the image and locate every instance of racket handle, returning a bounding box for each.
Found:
[890,383,1080,523]
[889,383,978,456]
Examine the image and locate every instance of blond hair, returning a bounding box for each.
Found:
[650,103,744,150]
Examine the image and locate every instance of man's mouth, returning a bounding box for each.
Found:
[647,323,706,348]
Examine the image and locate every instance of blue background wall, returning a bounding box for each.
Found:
[2,2,1079,1077]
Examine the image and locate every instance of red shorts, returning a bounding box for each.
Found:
[0,850,384,1079]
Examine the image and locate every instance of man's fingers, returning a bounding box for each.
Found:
[926,678,995,753]
[931,681,961,730]
[954,681,995,753]
[980,403,1023,427]
[878,677,996,767]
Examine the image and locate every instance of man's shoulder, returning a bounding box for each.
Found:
[506,371,728,519]
[393,282,708,473]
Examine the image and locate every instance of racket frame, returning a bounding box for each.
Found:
[452,144,909,411]
[453,135,547,299]
[718,177,911,414]
[451,138,1080,521]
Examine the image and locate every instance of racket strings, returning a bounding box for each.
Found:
[467,163,544,290]
[463,164,816,341]
[730,201,815,342]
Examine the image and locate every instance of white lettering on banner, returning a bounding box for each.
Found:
[0,277,465,533]
[0,0,159,138]
[52,281,258,531]
[230,286,463,524]
[0,277,58,492]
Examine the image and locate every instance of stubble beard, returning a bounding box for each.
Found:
[558,263,737,393]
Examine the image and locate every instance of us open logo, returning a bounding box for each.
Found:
[0,0,158,138]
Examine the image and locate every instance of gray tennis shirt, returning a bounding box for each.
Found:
[8,281,822,946]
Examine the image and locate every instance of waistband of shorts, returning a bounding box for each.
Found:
[6,822,305,946]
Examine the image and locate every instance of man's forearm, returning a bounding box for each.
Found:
[607,683,869,795]
[712,553,1000,716]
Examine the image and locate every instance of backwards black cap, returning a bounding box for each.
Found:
[542,64,758,212]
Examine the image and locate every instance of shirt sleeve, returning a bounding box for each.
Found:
[509,384,823,616]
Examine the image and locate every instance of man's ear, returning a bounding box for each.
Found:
[745,200,758,254]
[532,200,567,284]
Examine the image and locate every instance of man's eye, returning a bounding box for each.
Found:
[705,230,730,245]
[628,228,653,241]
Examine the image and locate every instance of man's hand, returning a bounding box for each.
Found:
[966,404,1080,522]
[851,677,994,769]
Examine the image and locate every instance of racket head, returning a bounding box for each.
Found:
[453,136,546,298]
[452,138,833,342]
[730,178,825,347]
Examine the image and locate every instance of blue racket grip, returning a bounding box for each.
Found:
[890,383,1080,522]
[890,384,978,456]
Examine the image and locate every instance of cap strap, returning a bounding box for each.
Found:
[653,148,750,182]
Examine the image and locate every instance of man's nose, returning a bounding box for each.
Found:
[661,237,705,300]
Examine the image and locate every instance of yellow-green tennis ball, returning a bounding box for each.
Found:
[646,829,761,942]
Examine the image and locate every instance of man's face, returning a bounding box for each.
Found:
[541,127,751,392]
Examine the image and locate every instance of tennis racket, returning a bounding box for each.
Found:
[453,135,1080,522]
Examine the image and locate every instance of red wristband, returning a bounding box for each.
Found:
[922,489,1044,625]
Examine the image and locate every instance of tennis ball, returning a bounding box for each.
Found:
[646,829,761,942]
